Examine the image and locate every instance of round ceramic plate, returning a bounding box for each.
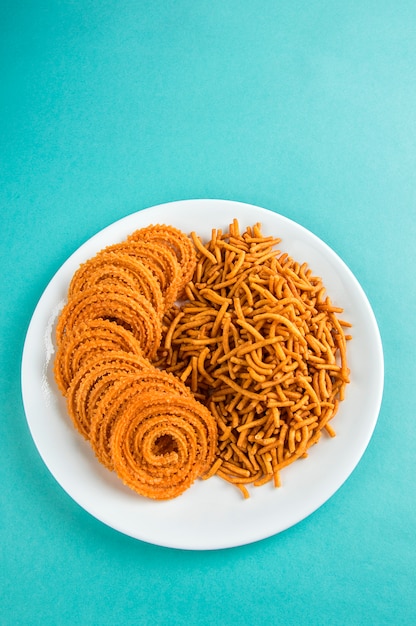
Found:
[21,199,384,550]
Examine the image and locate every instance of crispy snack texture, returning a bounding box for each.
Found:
[54,224,217,500]
[110,392,217,499]
[127,224,197,295]
[155,219,351,497]
[54,218,351,500]
[54,319,145,395]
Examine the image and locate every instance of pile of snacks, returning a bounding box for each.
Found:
[54,219,351,500]
[54,225,217,500]
[155,219,351,498]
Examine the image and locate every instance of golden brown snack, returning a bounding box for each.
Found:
[65,351,150,439]
[55,283,162,360]
[54,319,144,395]
[68,252,164,316]
[53,222,218,501]
[127,224,197,295]
[89,369,193,470]
[110,391,217,500]
[156,219,351,495]
[99,240,182,311]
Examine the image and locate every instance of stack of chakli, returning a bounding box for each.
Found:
[54,224,217,500]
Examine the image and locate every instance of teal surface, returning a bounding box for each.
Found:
[1,1,415,624]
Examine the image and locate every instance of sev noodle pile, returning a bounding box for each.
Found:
[155,219,351,498]
[54,218,351,501]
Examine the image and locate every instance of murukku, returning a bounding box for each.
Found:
[100,240,182,311]
[54,319,144,395]
[110,391,217,500]
[53,222,221,501]
[68,252,164,316]
[127,224,197,295]
[89,370,193,470]
[55,283,162,360]
[65,351,150,440]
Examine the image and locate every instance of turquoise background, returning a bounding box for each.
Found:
[1,1,415,624]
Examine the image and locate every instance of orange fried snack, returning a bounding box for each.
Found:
[53,222,220,501]
[127,224,197,295]
[100,240,182,311]
[89,369,193,470]
[55,283,162,360]
[68,252,164,316]
[54,319,145,395]
[155,219,351,496]
[110,391,217,500]
[65,351,150,439]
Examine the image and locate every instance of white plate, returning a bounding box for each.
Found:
[21,199,384,550]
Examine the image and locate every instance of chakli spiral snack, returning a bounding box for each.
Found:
[127,224,197,295]
[56,284,162,360]
[65,351,151,439]
[155,219,351,497]
[101,240,182,310]
[54,319,145,394]
[53,222,219,501]
[110,391,217,499]
[68,252,165,316]
[89,370,193,470]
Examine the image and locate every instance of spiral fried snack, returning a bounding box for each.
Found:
[89,370,193,470]
[54,319,145,395]
[127,224,197,294]
[68,252,164,316]
[101,240,182,311]
[56,284,162,360]
[110,391,217,500]
[53,223,218,501]
[66,351,150,439]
